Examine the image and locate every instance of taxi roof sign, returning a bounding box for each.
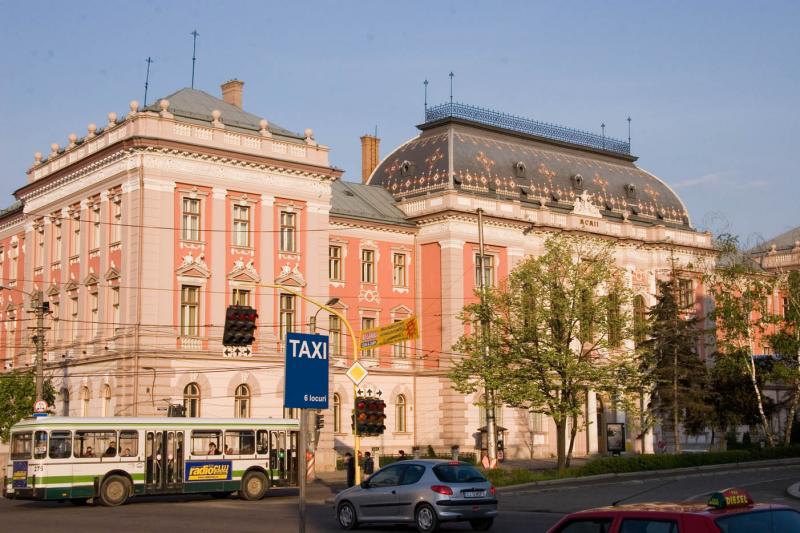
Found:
[707,488,753,509]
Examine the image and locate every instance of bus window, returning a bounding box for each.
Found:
[11,432,32,460]
[49,430,72,459]
[224,430,255,455]
[191,430,221,456]
[119,430,139,457]
[34,431,48,459]
[74,430,116,458]
[256,430,270,455]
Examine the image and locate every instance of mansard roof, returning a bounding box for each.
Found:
[143,87,305,143]
[750,225,800,254]
[330,180,414,227]
[368,103,693,230]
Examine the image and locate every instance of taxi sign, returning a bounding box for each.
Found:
[707,488,753,509]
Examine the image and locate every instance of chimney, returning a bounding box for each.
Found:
[221,79,244,109]
[360,135,380,183]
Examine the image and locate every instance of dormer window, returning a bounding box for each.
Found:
[571,174,584,190]
[625,183,637,199]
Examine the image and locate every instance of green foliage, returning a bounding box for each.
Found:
[486,446,800,486]
[449,234,638,471]
[0,370,55,442]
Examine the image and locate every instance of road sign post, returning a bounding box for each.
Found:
[284,332,329,533]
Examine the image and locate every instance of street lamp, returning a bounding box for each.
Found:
[0,284,48,403]
[310,298,340,333]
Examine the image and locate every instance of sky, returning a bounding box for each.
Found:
[0,1,797,244]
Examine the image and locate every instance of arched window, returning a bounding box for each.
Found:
[183,382,201,417]
[61,387,70,416]
[102,384,111,417]
[234,384,251,418]
[633,295,647,347]
[80,386,90,417]
[395,394,407,433]
[333,393,341,433]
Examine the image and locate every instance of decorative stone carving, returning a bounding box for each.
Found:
[177,252,210,278]
[229,258,260,282]
[259,119,272,137]
[572,190,602,218]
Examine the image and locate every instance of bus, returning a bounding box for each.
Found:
[4,416,300,506]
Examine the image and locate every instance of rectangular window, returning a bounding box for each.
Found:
[35,224,44,268]
[9,252,17,281]
[619,519,678,533]
[10,432,32,460]
[280,211,296,252]
[392,319,408,359]
[111,198,122,243]
[182,198,201,241]
[73,430,116,458]
[49,430,72,459]
[181,285,200,336]
[51,301,60,342]
[361,317,376,358]
[190,430,221,456]
[232,204,250,247]
[91,205,101,250]
[329,315,341,357]
[224,430,255,455]
[34,431,48,459]
[783,297,790,318]
[110,287,120,333]
[53,220,62,261]
[392,253,407,287]
[361,249,375,284]
[474,254,495,288]
[70,296,79,341]
[280,294,295,340]
[530,412,544,433]
[119,430,138,457]
[678,278,693,308]
[71,211,80,257]
[329,245,342,281]
[232,288,251,306]
[90,291,99,337]
[607,291,621,348]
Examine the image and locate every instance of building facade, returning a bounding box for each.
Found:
[0,82,717,469]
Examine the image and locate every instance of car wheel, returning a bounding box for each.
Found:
[470,517,494,530]
[239,470,268,501]
[415,503,440,532]
[98,475,131,507]
[337,501,359,530]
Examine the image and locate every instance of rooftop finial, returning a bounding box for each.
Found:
[424,79,429,113]
[108,112,118,128]
[34,152,42,165]
[627,116,632,147]
[190,30,199,89]
[159,99,173,118]
[143,56,154,106]
[449,71,454,104]
[67,133,77,149]
[211,109,223,128]
[87,123,97,138]
[129,100,139,118]
[50,143,59,156]
[601,123,606,149]
[259,119,272,137]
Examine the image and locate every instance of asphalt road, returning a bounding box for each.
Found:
[3,463,799,533]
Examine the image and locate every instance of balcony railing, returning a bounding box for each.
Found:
[425,102,631,155]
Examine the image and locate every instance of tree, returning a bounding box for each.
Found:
[639,279,711,452]
[765,270,800,445]
[0,370,56,442]
[449,234,636,472]
[705,234,777,446]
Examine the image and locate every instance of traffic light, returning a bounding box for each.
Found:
[354,397,369,435]
[223,305,258,346]
[365,398,386,436]
[315,413,325,430]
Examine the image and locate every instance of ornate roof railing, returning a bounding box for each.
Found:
[424,102,631,155]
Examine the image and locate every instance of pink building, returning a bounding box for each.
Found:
[0,81,717,468]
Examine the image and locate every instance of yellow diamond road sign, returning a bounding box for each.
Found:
[346,361,369,386]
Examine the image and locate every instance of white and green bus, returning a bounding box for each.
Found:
[4,416,300,506]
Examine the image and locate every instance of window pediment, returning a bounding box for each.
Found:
[275,263,306,287]
[176,252,210,278]
[228,258,260,283]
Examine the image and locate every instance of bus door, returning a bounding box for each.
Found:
[145,431,185,493]
[269,431,288,486]
[289,430,298,485]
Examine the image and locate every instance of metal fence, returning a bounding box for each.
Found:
[425,102,630,155]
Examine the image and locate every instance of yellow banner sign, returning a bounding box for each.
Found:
[360,316,419,350]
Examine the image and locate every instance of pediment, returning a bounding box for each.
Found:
[105,267,120,281]
[228,258,260,283]
[64,280,79,292]
[391,304,413,316]
[83,273,99,286]
[275,263,306,287]
[177,264,211,278]
[47,284,60,297]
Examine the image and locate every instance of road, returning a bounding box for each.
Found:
[3,463,799,533]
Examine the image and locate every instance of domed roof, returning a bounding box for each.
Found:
[368,104,691,228]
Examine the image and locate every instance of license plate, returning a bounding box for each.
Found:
[463,490,485,498]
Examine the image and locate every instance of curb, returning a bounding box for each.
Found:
[787,482,800,500]
[496,457,800,493]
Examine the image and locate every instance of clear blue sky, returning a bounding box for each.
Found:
[1,1,797,244]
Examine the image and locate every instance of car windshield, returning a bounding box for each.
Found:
[432,463,487,483]
[716,508,800,532]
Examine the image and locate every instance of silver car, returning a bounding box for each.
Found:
[333,459,498,532]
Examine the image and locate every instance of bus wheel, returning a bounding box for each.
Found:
[239,471,268,501]
[98,475,131,507]
[69,498,89,506]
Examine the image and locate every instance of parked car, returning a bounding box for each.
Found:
[547,488,800,532]
[333,459,498,532]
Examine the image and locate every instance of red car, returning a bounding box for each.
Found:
[547,489,800,533]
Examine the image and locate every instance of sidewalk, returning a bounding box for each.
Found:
[309,470,348,504]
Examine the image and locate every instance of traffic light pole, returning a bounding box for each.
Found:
[298,407,307,533]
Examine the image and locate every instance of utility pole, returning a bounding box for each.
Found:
[32,291,45,402]
[298,408,307,533]
[477,209,498,465]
